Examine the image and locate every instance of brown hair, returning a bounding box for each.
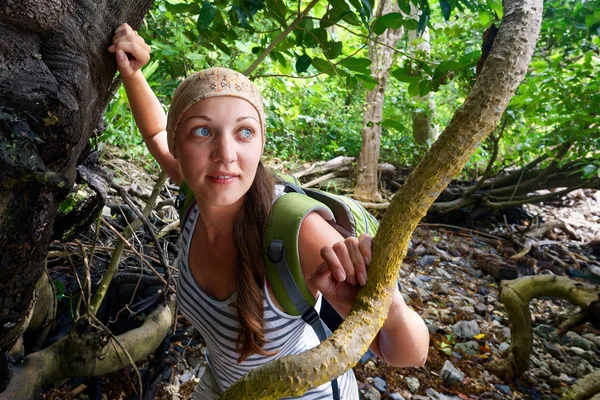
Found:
[232,162,276,362]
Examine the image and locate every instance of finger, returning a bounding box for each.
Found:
[112,31,146,47]
[310,261,332,291]
[346,237,367,286]
[332,241,356,285]
[321,246,346,282]
[358,234,373,266]
[115,50,133,76]
[114,23,132,37]
[113,42,150,66]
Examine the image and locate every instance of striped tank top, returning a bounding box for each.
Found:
[177,200,359,400]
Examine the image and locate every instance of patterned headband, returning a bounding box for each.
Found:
[166,68,266,156]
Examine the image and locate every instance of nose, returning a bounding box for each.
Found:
[211,134,237,164]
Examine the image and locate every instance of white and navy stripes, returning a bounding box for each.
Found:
[177,201,359,399]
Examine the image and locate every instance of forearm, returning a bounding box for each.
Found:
[374,289,429,367]
[122,70,167,140]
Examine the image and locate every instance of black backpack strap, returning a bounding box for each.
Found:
[267,240,341,400]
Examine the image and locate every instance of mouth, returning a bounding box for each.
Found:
[207,172,239,183]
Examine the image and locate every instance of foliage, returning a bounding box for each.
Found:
[100,0,599,183]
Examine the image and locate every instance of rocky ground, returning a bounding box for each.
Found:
[40,152,600,400]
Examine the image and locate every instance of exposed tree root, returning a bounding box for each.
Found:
[487,276,599,381]
[1,295,175,400]
[561,369,600,400]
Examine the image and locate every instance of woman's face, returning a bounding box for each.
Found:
[175,96,263,209]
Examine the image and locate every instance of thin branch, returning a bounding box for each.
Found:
[245,0,321,76]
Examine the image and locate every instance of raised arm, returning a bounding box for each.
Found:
[108,23,183,185]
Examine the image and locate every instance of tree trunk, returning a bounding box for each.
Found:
[408,23,438,147]
[354,0,404,202]
[0,0,152,361]
[222,0,543,398]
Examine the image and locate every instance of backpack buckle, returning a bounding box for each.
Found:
[175,192,186,209]
[268,240,285,263]
[301,307,320,326]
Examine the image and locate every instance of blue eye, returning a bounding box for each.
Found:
[192,127,210,137]
[240,128,253,139]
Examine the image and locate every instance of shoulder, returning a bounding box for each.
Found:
[297,211,344,284]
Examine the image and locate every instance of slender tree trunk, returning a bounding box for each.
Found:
[223,0,543,398]
[0,0,152,364]
[354,0,404,202]
[408,18,438,147]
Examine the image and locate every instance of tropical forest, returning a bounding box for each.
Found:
[0,0,599,399]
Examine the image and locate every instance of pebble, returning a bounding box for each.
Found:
[498,342,510,353]
[559,373,576,385]
[425,388,462,400]
[389,394,405,400]
[474,303,487,316]
[432,281,450,295]
[405,376,419,393]
[544,341,564,360]
[419,255,439,267]
[437,268,453,280]
[498,327,511,341]
[582,333,600,349]
[549,375,562,388]
[360,349,377,364]
[426,322,442,334]
[361,386,381,400]
[566,346,586,357]
[452,320,480,338]
[410,277,425,287]
[373,376,387,393]
[440,360,464,386]
[417,274,433,282]
[417,287,431,301]
[179,370,194,384]
[455,341,479,357]
[534,324,559,342]
[495,384,512,396]
[564,331,592,350]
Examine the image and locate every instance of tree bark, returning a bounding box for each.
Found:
[487,276,599,382]
[0,0,152,357]
[222,0,543,398]
[354,0,404,202]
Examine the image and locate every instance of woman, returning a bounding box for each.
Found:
[108,23,429,399]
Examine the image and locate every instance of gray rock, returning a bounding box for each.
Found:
[549,375,562,388]
[474,303,487,316]
[179,370,194,384]
[440,360,464,386]
[405,376,420,393]
[534,324,559,342]
[564,331,592,350]
[498,327,511,341]
[437,268,453,280]
[559,373,577,385]
[432,282,450,295]
[582,265,600,284]
[455,341,479,357]
[419,255,439,267]
[582,333,600,349]
[453,320,480,339]
[361,386,381,400]
[360,349,377,364]
[426,322,442,334]
[417,287,431,301]
[389,394,405,400]
[418,274,432,282]
[411,277,425,287]
[544,341,564,360]
[425,388,462,400]
[494,384,512,396]
[373,376,387,393]
[412,396,429,400]
[498,342,510,354]
[567,346,586,357]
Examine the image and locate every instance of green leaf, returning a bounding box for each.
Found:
[459,50,482,67]
[583,164,597,177]
[419,79,432,96]
[266,0,289,24]
[403,19,419,30]
[417,11,429,37]
[439,0,451,21]
[338,57,372,72]
[304,28,328,48]
[373,13,404,35]
[165,3,201,14]
[391,68,420,83]
[487,0,503,18]
[311,57,332,73]
[328,0,351,11]
[197,1,217,30]
[325,41,343,59]
[296,54,312,73]
[346,76,359,89]
[355,74,379,90]
[213,39,231,55]
[479,10,491,26]
[397,0,411,15]
[408,80,420,97]
[382,119,406,132]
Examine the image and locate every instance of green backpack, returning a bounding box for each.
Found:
[176,175,379,399]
